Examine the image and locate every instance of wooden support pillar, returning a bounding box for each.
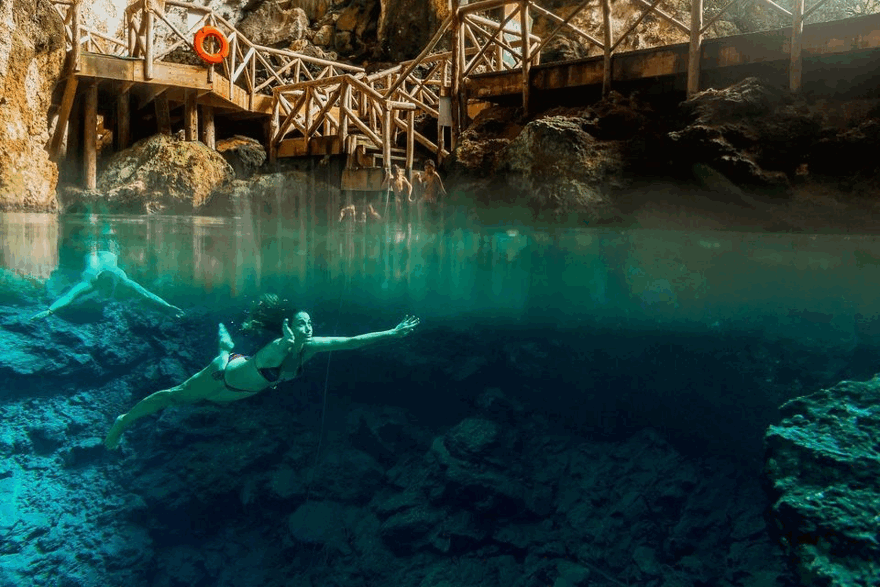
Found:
[144,9,154,80]
[84,81,98,190]
[382,107,392,172]
[184,91,198,141]
[48,76,79,160]
[71,0,82,72]
[117,88,130,151]
[202,104,215,149]
[602,0,612,95]
[687,0,703,97]
[520,0,531,113]
[790,0,805,92]
[340,84,350,147]
[406,109,415,175]
[268,97,278,164]
[154,94,171,135]
[65,96,83,184]
[450,0,461,150]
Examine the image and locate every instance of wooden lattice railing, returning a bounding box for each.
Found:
[51,0,866,167]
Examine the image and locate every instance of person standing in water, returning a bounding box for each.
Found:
[31,250,184,321]
[104,302,420,449]
[380,165,414,219]
[415,160,447,210]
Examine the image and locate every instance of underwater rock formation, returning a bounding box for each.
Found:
[764,376,880,586]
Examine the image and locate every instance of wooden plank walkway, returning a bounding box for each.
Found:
[467,12,880,99]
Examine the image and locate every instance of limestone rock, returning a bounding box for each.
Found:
[765,377,880,586]
[669,77,821,192]
[0,0,66,211]
[62,134,234,214]
[216,135,266,179]
[378,0,447,61]
[238,1,310,46]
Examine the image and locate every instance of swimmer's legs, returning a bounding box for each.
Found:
[105,324,235,450]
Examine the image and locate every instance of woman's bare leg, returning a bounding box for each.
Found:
[105,324,235,449]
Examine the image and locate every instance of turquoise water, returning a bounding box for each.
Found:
[2,209,879,586]
[3,211,879,335]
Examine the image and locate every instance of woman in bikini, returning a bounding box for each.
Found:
[380,165,414,220]
[31,250,184,321]
[104,301,420,449]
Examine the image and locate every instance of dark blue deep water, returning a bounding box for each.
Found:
[2,208,879,586]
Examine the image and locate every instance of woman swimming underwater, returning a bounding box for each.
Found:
[104,307,420,449]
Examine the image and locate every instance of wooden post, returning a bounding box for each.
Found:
[269,95,278,164]
[602,0,612,95]
[521,0,531,113]
[184,91,198,141]
[340,83,350,148]
[202,105,215,149]
[117,88,130,151]
[154,94,171,135]
[450,0,461,150]
[71,0,82,72]
[790,0,805,92]
[687,0,702,96]
[84,81,98,190]
[383,107,392,172]
[66,97,82,183]
[406,109,415,175]
[144,9,154,80]
[48,76,79,160]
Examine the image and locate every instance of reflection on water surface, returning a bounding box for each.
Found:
[1,212,879,339]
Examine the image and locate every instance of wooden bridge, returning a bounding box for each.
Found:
[49,0,880,192]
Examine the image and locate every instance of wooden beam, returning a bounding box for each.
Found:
[202,104,215,148]
[84,81,97,190]
[521,0,530,112]
[48,75,79,160]
[603,0,612,95]
[144,10,154,80]
[117,90,130,150]
[155,93,171,135]
[185,90,198,141]
[451,0,461,149]
[137,84,168,109]
[687,0,703,96]
[790,0,805,92]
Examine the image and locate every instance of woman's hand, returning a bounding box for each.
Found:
[282,318,297,348]
[393,315,420,337]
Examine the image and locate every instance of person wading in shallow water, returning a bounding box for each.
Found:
[31,250,184,321]
[381,164,414,219]
[104,295,420,449]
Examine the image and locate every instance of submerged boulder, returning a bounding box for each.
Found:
[60,134,234,214]
[764,377,880,586]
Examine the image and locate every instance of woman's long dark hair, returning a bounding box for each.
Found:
[241,293,297,334]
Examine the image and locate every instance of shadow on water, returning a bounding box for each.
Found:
[1,198,880,461]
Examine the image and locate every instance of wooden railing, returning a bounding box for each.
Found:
[270,74,417,167]
[51,0,868,167]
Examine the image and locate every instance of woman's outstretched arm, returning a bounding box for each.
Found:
[31,281,95,320]
[119,277,184,317]
[306,316,419,352]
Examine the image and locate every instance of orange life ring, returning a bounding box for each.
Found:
[193,26,229,65]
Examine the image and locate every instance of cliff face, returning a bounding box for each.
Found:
[0,0,65,211]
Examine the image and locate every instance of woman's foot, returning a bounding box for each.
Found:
[104,415,126,450]
[218,323,234,352]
